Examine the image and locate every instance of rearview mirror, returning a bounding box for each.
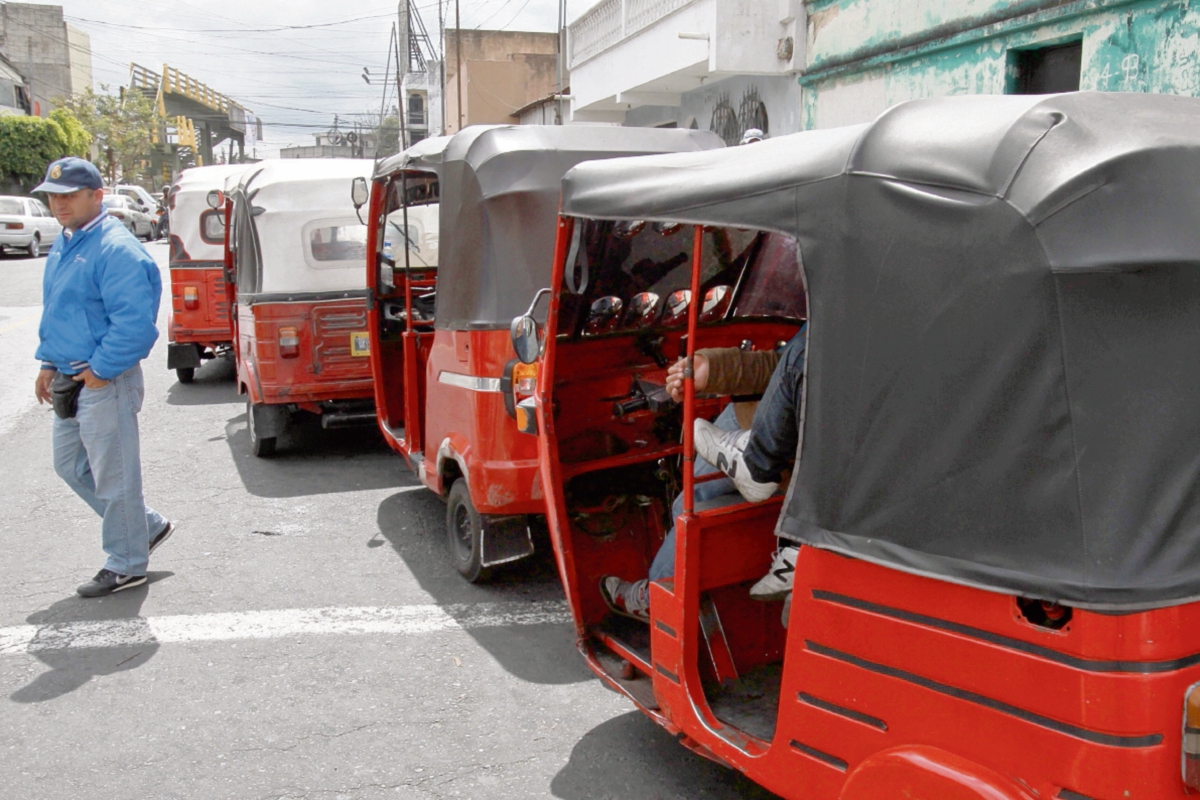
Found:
[510,315,540,365]
[206,189,223,209]
[351,176,369,210]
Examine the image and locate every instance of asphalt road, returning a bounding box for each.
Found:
[0,242,782,799]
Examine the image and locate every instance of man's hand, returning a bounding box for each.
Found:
[666,353,709,403]
[35,369,54,404]
[72,367,109,390]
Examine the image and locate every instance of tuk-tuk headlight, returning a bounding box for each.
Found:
[1183,682,1200,788]
[513,362,538,395]
[278,326,300,359]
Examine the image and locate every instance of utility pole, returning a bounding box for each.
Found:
[556,0,565,125]
[398,1,409,150]
[454,0,463,132]
[439,0,446,135]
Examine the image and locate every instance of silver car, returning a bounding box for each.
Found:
[0,195,61,257]
[101,194,155,240]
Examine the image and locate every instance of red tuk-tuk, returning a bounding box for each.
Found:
[166,163,248,383]
[361,125,721,580]
[514,92,1200,798]
[226,159,377,456]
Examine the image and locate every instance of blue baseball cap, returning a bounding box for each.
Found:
[34,157,103,194]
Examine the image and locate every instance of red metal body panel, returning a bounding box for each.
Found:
[418,328,542,514]
[236,299,373,407]
[532,217,1200,799]
[167,263,232,349]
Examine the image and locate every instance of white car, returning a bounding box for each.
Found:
[102,194,156,240]
[107,184,167,238]
[0,195,61,257]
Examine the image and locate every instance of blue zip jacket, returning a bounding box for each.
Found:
[36,214,161,380]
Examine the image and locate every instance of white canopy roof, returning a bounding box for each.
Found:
[172,164,250,262]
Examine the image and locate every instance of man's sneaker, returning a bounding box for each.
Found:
[76,569,147,598]
[749,545,799,602]
[599,576,650,622]
[693,418,778,503]
[149,521,175,554]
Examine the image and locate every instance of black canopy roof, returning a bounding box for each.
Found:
[430,124,722,330]
[563,92,1200,610]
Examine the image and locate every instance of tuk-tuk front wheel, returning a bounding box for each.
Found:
[247,399,282,458]
[446,480,492,583]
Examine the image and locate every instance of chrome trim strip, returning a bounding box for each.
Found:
[437,371,501,392]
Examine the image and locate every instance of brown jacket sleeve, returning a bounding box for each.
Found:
[699,347,780,397]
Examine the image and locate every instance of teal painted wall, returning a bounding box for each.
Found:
[801,0,1200,129]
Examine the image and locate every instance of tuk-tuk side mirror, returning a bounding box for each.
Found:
[206,189,223,209]
[510,314,540,365]
[351,177,369,209]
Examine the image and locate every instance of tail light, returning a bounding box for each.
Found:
[5,222,23,230]
[1185,684,1200,788]
[183,287,199,310]
[513,362,538,396]
[278,326,300,359]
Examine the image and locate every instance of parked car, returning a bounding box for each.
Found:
[101,194,155,240]
[0,195,61,257]
[108,184,167,238]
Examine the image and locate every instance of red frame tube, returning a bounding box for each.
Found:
[681,223,703,515]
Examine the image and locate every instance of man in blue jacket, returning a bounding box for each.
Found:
[32,157,174,597]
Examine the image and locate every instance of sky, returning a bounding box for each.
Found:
[51,0,595,158]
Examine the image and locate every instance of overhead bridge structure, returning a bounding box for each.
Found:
[130,63,260,184]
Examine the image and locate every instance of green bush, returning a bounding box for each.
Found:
[49,108,91,157]
[0,114,73,191]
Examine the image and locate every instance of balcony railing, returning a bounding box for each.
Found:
[570,0,695,68]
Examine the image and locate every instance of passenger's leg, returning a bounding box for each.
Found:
[741,331,806,484]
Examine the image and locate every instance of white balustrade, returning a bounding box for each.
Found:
[569,0,700,67]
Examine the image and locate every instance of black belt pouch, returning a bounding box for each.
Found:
[50,372,84,420]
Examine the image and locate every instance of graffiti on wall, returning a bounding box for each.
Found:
[710,87,770,146]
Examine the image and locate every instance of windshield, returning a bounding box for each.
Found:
[383,204,439,268]
[0,199,23,215]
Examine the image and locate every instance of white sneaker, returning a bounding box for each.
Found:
[693,418,778,503]
[750,546,799,601]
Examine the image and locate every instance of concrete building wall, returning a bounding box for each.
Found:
[625,72,801,141]
[0,3,84,116]
[801,0,1200,129]
[65,23,90,93]
[443,30,560,133]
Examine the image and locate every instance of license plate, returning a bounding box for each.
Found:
[350,331,370,357]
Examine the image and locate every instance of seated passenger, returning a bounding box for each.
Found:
[600,327,806,621]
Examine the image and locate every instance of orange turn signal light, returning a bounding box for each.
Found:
[278,326,300,359]
[513,362,538,395]
[1184,683,1200,788]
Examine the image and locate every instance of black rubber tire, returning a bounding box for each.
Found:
[446,479,492,583]
[26,235,39,258]
[247,399,278,458]
[175,367,195,384]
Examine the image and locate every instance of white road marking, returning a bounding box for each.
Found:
[0,601,572,655]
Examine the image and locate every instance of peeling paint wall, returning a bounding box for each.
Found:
[802,0,1200,129]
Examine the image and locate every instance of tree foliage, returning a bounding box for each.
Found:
[0,115,75,190]
[56,85,158,183]
[49,108,91,157]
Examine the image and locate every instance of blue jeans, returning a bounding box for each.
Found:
[649,404,740,581]
[743,328,806,484]
[52,365,166,577]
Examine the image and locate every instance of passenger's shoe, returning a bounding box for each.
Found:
[693,419,778,503]
[149,521,175,554]
[600,576,650,622]
[749,545,799,602]
[76,569,147,598]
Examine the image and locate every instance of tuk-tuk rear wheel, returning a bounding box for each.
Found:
[247,399,278,458]
[176,368,195,384]
[446,480,492,583]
